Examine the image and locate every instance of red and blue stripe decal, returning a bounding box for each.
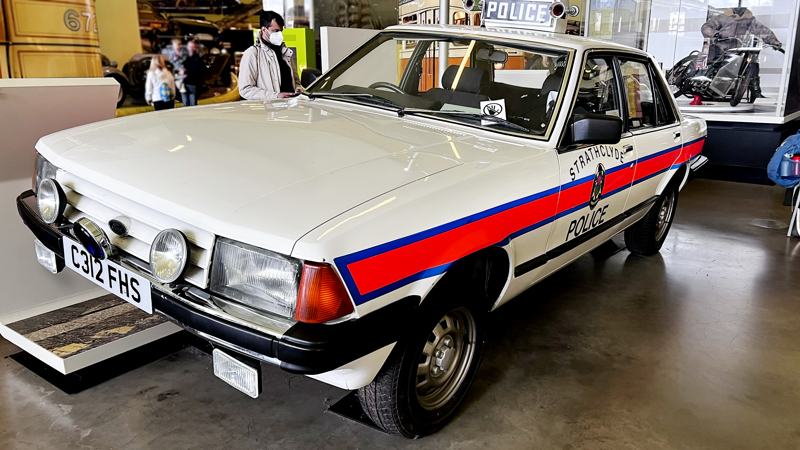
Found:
[335,137,706,305]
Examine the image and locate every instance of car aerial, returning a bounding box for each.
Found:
[17,24,707,438]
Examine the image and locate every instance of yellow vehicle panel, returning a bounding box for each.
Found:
[0,47,9,78]
[0,3,7,43]
[9,44,101,77]
[4,0,99,46]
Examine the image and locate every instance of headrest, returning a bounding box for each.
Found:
[442,65,489,93]
[541,73,562,95]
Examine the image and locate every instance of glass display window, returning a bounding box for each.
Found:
[585,0,800,121]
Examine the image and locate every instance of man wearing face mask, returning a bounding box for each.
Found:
[239,10,301,100]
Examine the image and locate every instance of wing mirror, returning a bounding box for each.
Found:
[566,113,622,145]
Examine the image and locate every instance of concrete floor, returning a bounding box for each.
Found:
[2,179,799,449]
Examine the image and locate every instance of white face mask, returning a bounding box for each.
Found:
[268,30,284,46]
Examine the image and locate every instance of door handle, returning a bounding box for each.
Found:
[623,144,634,153]
[673,131,681,139]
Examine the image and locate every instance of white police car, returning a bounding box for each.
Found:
[18,21,706,437]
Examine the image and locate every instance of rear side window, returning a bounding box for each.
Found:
[651,67,677,126]
[619,59,656,129]
[619,58,677,129]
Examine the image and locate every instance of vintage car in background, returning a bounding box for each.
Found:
[101,55,131,108]
[17,25,706,437]
[138,0,171,51]
[139,1,261,54]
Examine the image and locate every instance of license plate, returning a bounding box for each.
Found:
[62,238,153,313]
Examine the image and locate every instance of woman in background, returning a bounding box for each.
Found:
[145,55,176,110]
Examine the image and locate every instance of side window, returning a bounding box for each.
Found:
[650,67,677,126]
[571,55,619,117]
[619,59,657,129]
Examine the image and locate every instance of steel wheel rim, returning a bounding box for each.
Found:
[415,307,477,411]
[655,190,676,241]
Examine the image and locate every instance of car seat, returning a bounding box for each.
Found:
[540,73,562,114]
[502,70,564,131]
[423,65,490,108]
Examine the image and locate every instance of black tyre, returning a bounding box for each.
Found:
[358,286,486,438]
[730,75,751,107]
[625,184,679,256]
[108,74,129,108]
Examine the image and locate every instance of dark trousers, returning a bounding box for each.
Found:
[181,84,199,106]
[153,100,174,110]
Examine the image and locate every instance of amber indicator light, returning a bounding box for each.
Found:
[295,262,354,323]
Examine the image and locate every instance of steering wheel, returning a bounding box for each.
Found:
[368,82,405,94]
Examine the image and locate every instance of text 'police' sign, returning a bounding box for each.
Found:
[483,0,557,30]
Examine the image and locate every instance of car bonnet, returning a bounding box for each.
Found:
[35,99,486,254]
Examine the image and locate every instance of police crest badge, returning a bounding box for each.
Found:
[589,164,605,209]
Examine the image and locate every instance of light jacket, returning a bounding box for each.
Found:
[238,31,300,100]
[145,68,176,103]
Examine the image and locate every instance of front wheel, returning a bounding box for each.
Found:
[731,75,751,107]
[358,296,485,438]
[625,184,679,256]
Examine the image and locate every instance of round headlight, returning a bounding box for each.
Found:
[150,229,190,284]
[37,178,67,224]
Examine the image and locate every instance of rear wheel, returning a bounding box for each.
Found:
[625,184,679,256]
[358,290,485,438]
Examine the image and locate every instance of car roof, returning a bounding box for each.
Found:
[384,24,648,55]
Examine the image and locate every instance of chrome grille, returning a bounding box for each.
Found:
[57,171,214,288]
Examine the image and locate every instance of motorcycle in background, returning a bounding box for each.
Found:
[667,35,784,107]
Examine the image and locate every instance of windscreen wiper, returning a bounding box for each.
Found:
[307,92,403,111]
[401,109,532,134]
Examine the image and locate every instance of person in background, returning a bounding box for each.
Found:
[145,55,176,110]
[169,38,188,97]
[238,10,301,100]
[700,7,782,98]
[182,40,205,106]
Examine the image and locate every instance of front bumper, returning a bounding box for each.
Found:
[17,190,415,375]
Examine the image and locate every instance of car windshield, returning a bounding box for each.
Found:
[308,33,572,137]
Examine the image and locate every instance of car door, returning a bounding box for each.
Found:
[617,57,683,211]
[540,53,637,275]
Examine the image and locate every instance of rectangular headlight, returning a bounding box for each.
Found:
[209,238,302,318]
[212,349,261,398]
[33,153,58,194]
